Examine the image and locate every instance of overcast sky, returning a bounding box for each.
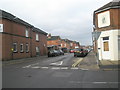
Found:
[0,0,112,45]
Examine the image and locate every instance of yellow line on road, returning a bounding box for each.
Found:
[72,58,83,67]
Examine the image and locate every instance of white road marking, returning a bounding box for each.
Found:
[41,67,49,69]
[93,82,107,84]
[69,81,119,84]
[60,67,68,70]
[31,66,40,69]
[50,61,63,66]
[71,67,79,69]
[22,65,32,68]
[51,67,61,70]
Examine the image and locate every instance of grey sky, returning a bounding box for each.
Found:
[0,0,112,45]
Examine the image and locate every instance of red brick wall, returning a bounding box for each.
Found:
[1,19,47,60]
[95,8,120,31]
[47,39,61,46]
[31,31,47,57]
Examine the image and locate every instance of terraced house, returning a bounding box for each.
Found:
[47,34,80,52]
[0,10,47,61]
[93,0,120,61]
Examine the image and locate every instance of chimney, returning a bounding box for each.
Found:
[48,33,51,38]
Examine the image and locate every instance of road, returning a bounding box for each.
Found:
[2,52,119,88]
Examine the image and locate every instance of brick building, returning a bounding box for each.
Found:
[61,39,70,49]
[92,0,120,61]
[0,10,47,61]
[47,34,61,48]
[47,34,80,51]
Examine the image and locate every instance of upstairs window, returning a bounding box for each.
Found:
[70,43,73,46]
[36,33,39,41]
[13,43,17,52]
[25,29,29,37]
[20,44,24,52]
[65,44,66,47]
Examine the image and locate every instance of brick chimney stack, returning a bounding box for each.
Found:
[48,33,51,38]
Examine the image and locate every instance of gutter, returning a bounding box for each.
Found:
[95,6,120,14]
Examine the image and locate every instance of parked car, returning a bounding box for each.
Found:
[69,49,74,53]
[57,49,64,55]
[48,50,59,57]
[74,48,88,57]
[61,48,68,53]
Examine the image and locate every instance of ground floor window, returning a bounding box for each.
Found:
[13,43,17,52]
[36,47,39,52]
[26,44,29,52]
[20,44,24,52]
[36,47,40,56]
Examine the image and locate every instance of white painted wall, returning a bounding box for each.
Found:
[97,29,120,61]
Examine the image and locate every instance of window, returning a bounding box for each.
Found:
[0,24,3,32]
[65,44,66,47]
[103,37,109,40]
[36,47,39,52]
[36,33,39,41]
[70,43,73,46]
[26,44,29,52]
[103,41,109,51]
[13,43,17,52]
[25,30,29,37]
[20,44,24,52]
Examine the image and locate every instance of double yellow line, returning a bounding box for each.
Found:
[72,58,83,67]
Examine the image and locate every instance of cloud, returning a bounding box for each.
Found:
[0,0,112,45]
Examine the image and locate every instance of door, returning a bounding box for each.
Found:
[101,37,110,60]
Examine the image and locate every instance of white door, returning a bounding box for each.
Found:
[101,37,110,60]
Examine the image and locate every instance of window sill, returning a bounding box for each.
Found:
[13,51,18,53]
[20,51,24,53]
[36,40,39,42]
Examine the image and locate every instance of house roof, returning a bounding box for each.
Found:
[32,27,47,35]
[0,9,47,35]
[0,9,33,27]
[94,0,120,13]
[47,36,60,40]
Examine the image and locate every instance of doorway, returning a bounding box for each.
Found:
[101,37,110,60]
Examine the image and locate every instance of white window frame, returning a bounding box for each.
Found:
[70,43,73,46]
[20,44,24,52]
[61,44,63,47]
[13,43,17,52]
[0,24,3,32]
[36,47,39,52]
[26,43,29,52]
[36,33,39,41]
[25,29,29,37]
[65,44,66,47]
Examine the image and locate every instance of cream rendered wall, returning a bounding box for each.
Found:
[98,29,119,61]
[118,30,120,60]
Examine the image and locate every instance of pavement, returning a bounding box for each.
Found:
[78,51,100,70]
[78,51,120,71]
[99,60,120,70]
